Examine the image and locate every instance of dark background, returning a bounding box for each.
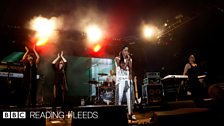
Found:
[0,0,224,105]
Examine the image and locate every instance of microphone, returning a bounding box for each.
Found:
[127,54,132,61]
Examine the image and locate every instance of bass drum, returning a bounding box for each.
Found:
[99,87,114,105]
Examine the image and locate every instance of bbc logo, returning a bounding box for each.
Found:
[3,111,26,119]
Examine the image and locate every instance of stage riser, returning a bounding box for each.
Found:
[153,108,210,126]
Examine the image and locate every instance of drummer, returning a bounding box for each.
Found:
[105,70,116,86]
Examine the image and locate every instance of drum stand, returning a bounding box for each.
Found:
[90,83,103,105]
[95,83,101,104]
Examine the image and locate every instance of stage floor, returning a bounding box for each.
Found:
[45,110,152,126]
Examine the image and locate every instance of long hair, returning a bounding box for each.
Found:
[55,58,65,70]
[25,53,36,64]
[119,45,128,65]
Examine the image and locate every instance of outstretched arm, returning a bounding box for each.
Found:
[22,46,29,61]
[60,51,67,62]
[33,46,40,64]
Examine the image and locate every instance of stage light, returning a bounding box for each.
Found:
[141,24,160,41]
[143,26,154,39]
[93,44,102,53]
[36,37,48,46]
[32,17,56,36]
[31,16,56,38]
[85,25,103,43]
[89,43,105,57]
[29,16,58,46]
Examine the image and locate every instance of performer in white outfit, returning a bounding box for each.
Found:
[114,46,136,120]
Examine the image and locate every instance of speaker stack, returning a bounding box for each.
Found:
[142,72,164,106]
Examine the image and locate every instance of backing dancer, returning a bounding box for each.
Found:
[114,46,136,120]
[52,51,68,111]
[21,46,40,107]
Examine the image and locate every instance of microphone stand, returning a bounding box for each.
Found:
[129,78,133,123]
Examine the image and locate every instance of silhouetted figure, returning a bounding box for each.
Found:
[21,46,40,107]
[52,51,68,111]
[207,83,224,125]
[208,83,224,112]
[182,54,204,107]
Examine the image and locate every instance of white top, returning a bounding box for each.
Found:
[115,58,130,85]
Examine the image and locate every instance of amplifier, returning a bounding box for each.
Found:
[144,72,160,78]
[143,77,161,85]
[142,83,164,105]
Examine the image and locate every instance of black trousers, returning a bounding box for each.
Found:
[189,81,204,107]
[24,82,37,107]
[53,87,65,111]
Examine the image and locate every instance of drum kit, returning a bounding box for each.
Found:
[88,73,115,105]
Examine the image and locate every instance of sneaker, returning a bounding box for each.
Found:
[128,114,137,121]
[187,91,192,96]
[132,115,136,120]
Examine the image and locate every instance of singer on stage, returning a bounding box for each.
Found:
[52,51,68,111]
[114,45,136,120]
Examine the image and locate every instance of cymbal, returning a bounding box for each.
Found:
[98,73,108,76]
[88,80,99,84]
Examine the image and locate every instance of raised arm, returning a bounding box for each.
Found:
[22,46,29,61]
[115,56,131,70]
[60,51,67,62]
[33,46,40,64]
[114,57,120,66]
[52,53,60,64]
